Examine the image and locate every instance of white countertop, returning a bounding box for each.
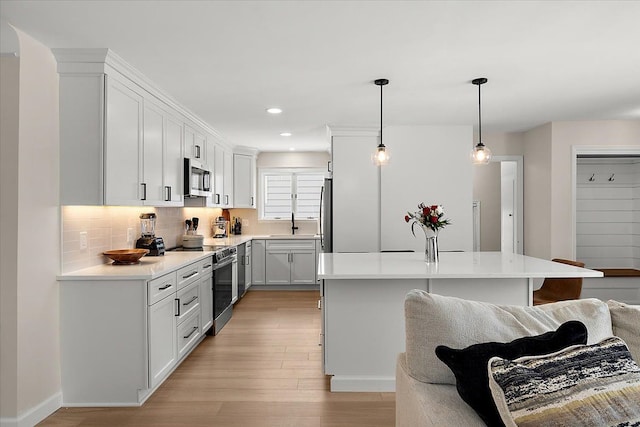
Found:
[59,234,320,281]
[318,252,604,280]
[58,251,216,281]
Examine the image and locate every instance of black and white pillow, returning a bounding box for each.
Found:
[488,336,640,427]
[435,320,588,426]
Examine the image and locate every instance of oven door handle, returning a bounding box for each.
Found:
[213,256,235,270]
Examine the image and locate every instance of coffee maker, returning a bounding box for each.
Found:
[135,213,165,256]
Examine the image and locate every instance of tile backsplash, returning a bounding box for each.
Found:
[61,206,222,273]
[61,205,319,273]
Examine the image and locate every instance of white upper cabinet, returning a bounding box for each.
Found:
[54,48,227,207]
[212,143,225,207]
[233,153,256,208]
[163,114,184,205]
[223,150,234,207]
[184,124,206,163]
[104,76,145,205]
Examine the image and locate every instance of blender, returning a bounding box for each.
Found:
[135,213,165,256]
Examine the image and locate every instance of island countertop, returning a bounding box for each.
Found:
[317,251,604,280]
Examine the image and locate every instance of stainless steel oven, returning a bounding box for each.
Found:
[212,246,236,335]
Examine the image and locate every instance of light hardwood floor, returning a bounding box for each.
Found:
[40,290,396,426]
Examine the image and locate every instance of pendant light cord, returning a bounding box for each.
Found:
[380,82,383,147]
[477,82,482,145]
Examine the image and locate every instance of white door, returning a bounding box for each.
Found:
[500,161,517,253]
[223,151,234,207]
[265,250,291,285]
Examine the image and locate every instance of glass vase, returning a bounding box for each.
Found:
[421,226,439,264]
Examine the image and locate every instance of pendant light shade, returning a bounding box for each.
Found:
[471,77,492,165]
[372,78,390,166]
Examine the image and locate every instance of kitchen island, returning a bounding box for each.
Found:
[317,251,603,392]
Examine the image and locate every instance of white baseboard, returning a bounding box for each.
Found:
[330,375,395,392]
[0,391,61,427]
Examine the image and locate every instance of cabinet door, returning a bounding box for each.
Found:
[211,144,225,206]
[184,125,195,159]
[104,76,143,205]
[142,102,165,205]
[163,114,183,205]
[233,154,255,208]
[245,242,252,288]
[199,274,213,333]
[251,240,266,285]
[265,250,291,285]
[223,151,234,207]
[194,132,206,164]
[148,295,177,388]
[291,249,316,285]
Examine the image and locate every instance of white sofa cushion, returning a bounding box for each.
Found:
[404,290,613,385]
[607,300,640,363]
[396,354,484,427]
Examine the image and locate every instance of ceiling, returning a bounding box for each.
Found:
[2,1,639,152]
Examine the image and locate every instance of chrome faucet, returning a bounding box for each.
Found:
[291,212,299,235]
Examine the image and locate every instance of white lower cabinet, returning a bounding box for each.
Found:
[265,240,316,285]
[148,279,177,389]
[251,239,266,285]
[60,255,213,406]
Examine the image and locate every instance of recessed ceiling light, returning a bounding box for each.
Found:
[280,132,292,137]
[289,147,295,151]
[266,107,282,114]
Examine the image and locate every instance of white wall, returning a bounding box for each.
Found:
[472,131,524,251]
[551,121,640,259]
[0,51,20,423]
[381,126,473,252]
[523,123,553,259]
[0,26,62,426]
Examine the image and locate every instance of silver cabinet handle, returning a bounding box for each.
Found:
[183,326,198,339]
[203,264,212,269]
[183,295,198,306]
[165,186,171,202]
[182,271,198,279]
[195,145,201,159]
[327,160,332,172]
[158,283,172,291]
[215,194,220,204]
[225,195,229,205]
[175,298,180,316]
[250,196,254,206]
[141,183,147,200]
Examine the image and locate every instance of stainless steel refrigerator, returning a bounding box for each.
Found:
[319,178,332,252]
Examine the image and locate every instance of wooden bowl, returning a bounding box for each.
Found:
[103,249,149,265]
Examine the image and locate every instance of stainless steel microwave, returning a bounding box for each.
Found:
[184,158,212,197]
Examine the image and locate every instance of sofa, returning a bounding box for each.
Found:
[396,290,640,426]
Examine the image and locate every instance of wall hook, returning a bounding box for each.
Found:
[588,173,595,182]
[608,174,615,182]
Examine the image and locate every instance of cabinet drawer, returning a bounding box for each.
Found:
[265,239,316,250]
[176,280,200,324]
[177,312,201,359]
[200,256,214,276]
[177,261,200,289]
[148,272,177,305]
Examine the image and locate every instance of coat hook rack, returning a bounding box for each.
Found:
[609,174,615,182]
[588,173,595,182]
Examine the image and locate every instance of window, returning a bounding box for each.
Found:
[260,169,326,220]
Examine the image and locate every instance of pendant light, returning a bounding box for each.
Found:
[471,77,492,165]
[372,78,390,166]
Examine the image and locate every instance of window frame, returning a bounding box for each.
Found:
[258,168,327,221]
